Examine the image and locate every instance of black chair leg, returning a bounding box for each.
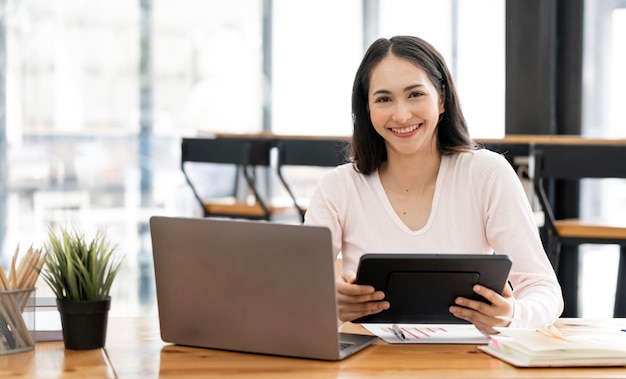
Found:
[558,245,580,317]
[614,246,626,318]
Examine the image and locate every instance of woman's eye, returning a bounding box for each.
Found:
[374,96,391,103]
[409,91,424,99]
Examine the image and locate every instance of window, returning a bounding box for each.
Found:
[379,0,505,139]
[272,0,362,136]
[1,1,507,317]
[579,0,626,318]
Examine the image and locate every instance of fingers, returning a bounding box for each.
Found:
[449,284,514,334]
[338,299,390,322]
[449,304,508,334]
[464,284,513,313]
[337,271,382,299]
[336,271,389,322]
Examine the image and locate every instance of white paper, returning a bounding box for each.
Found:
[362,323,489,344]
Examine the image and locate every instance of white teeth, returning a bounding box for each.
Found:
[391,125,419,134]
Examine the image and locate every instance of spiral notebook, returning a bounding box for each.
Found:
[478,326,626,367]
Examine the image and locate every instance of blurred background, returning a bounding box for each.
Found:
[0,0,624,318]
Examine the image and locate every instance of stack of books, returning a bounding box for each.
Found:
[479,325,626,367]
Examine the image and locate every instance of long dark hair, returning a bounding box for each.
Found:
[350,35,476,174]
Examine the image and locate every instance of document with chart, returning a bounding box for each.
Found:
[362,323,489,344]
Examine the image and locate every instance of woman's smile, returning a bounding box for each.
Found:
[389,123,422,136]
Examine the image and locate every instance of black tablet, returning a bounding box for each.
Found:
[353,254,512,324]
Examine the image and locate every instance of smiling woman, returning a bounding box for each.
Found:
[350,36,475,176]
[2,0,618,323]
[305,35,563,335]
[368,56,443,149]
[367,54,443,231]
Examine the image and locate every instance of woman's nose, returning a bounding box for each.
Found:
[391,102,412,123]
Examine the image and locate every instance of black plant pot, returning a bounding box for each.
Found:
[56,297,111,350]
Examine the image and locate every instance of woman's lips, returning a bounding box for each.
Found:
[389,123,421,136]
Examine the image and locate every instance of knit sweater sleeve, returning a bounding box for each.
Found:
[470,150,563,327]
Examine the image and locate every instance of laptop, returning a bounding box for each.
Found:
[149,216,378,361]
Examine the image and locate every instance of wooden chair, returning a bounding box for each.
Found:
[181,137,281,220]
[275,138,351,223]
[532,143,626,317]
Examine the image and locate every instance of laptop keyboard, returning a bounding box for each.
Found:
[339,342,355,351]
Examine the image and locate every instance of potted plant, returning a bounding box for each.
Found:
[39,226,123,350]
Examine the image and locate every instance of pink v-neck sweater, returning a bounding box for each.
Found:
[305,148,563,327]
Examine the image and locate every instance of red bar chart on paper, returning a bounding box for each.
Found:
[361,323,489,344]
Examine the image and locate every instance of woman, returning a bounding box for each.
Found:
[304,36,563,334]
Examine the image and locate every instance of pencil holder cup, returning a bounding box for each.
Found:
[0,288,36,354]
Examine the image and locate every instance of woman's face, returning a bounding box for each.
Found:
[367,54,444,158]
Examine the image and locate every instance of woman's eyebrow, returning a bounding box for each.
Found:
[403,84,425,92]
[371,84,425,96]
[371,89,391,96]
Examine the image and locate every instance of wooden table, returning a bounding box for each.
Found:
[2,317,626,378]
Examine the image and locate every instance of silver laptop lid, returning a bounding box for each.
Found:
[150,216,353,360]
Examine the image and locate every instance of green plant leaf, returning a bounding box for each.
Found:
[40,226,124,301]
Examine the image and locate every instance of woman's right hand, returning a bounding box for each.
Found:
[336,271,390,322]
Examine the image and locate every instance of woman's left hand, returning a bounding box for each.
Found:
[448,284,514,335]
